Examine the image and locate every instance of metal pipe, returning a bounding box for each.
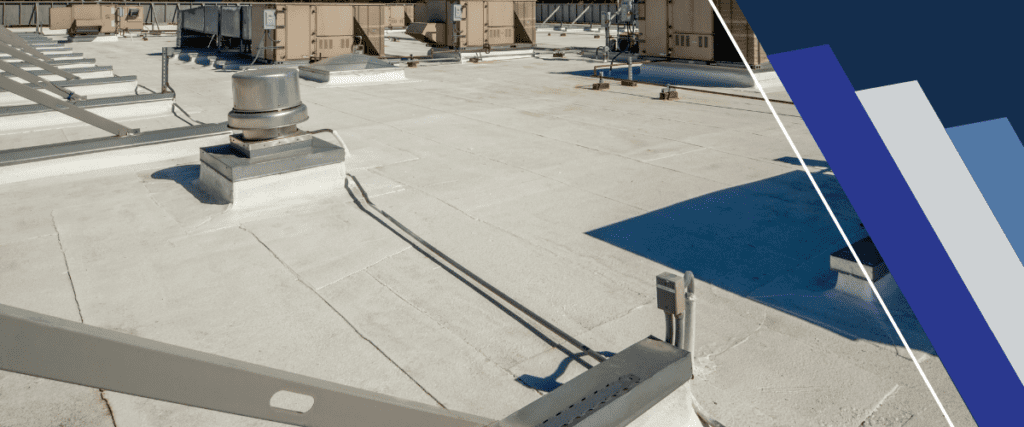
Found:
[627,55,632,81]
[682,271,696,354]
[664,311,674,344]
[673,314,682,348]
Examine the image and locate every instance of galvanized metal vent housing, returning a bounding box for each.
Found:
[227,68,309,141]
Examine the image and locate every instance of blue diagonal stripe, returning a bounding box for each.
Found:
[946,119,1024,266]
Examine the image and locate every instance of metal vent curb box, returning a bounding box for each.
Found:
[491,338,692,427]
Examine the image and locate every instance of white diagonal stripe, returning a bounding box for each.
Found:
[705,1,954,425]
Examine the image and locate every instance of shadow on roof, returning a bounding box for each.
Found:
[585,169,936,356]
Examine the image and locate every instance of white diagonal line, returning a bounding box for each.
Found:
[704,1,954,425]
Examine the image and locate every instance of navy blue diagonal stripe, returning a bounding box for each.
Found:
[768,44,1024,425]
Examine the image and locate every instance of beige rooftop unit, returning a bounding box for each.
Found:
[405,0,535,51]
[49,4,116,36]
[638,0,766,66]
[115,6,146,33]
[249,3,390,63]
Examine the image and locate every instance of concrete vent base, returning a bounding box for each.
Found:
[638,62,756,88]
[430,49,536,63]
[299,54,406,87]
[197,139,346,209]
[143,24,178,32]
[754,71,783,91]
[39,28,68,36]
[199,160,346,210]
[300,68,407,86]
[835,272,898,306]
[66,35,118,43]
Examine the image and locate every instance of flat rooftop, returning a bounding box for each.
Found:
[0,30,976,427]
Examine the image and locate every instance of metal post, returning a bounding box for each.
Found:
[161,46,173,93]
[627,55,633,81]
[682,271,696,354]
[603,12,611,51]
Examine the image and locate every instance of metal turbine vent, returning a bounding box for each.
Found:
[227,68,309,141]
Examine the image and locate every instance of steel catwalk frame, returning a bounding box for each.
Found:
[0,302,691,427]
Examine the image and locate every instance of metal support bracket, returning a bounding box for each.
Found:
[161,46,177,93]
[0,74,138,136]
[491,338,692,427]
[1,303,690,427]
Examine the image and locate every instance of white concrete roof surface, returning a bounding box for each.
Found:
[0,31,976,427]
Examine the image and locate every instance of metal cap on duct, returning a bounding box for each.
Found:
[227,68,309,139]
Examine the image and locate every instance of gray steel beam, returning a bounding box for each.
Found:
[0,74,136,136]
[0,303,493,427]
[0,53,78,99]
[490,338,691,427]
[0,122,227,166]
[0,41,78,80]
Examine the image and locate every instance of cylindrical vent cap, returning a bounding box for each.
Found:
[228,68,308,133]
[231,68,302,113]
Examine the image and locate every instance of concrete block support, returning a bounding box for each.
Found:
[830,237,898,304]
[198,137,346,209]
